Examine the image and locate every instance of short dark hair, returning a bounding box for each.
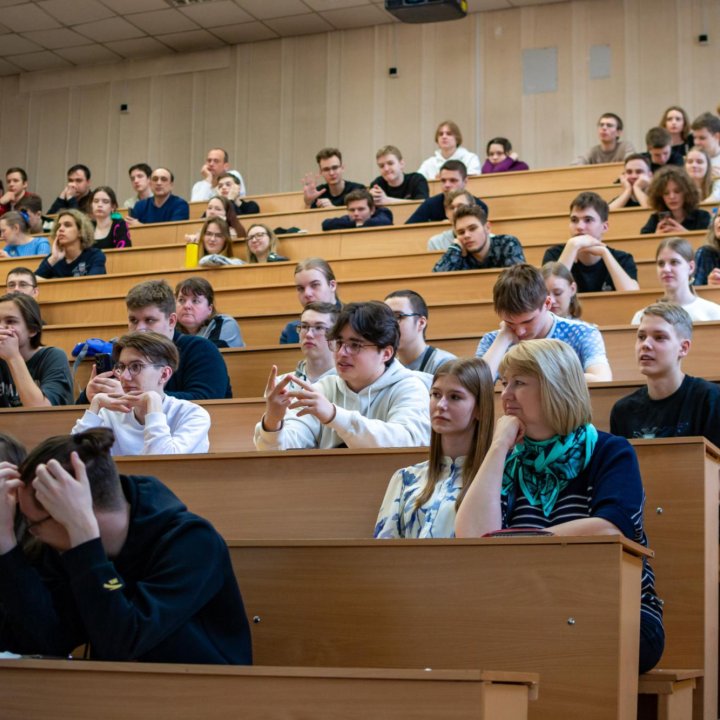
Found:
[302,301,340,325]
[328,301,399,367]
[0,292,43,348]
[691,112,720,135]
[453,204,488,226]
[645,126,672,149]
[384,289,429,337]
[15,194,42,214]
[599,112,623,131]
[217,172,240,186]
[439,160,467,179]
[492,264,548,315]
[624,153,652,171]
[570,191,609,223]
[128,163,152,178]
[67,164,91,180]
[6,266,37,286]
[125,280,175,316]
[175,276,219,325]
[486,137,512,154]
[210,148,230,163]
[6,167,27,182]
[112,331,179,373]
[345,188,374,210]
[316,148,342,164]
[0,433,26,466]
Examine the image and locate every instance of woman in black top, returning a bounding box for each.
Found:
[91,186,131,250]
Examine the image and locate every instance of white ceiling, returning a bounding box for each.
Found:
[0,0,569,76]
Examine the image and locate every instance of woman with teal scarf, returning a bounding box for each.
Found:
[456,338,664,673]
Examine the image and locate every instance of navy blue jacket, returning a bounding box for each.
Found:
[321,207,393,231]
[405,193,489,224]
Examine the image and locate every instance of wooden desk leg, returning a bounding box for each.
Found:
[479,681,530,720]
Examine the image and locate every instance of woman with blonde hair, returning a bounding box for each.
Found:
[684,148,720,203]
[541,262,582,319]
[246,224,289,264]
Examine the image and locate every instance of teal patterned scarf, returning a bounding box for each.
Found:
[501,424,598,518]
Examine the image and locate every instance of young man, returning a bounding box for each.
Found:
[216,172,259,215]
[610,302,720,446]
[80,280,231,403]
[0,168,39,218]
[542,191,639,292]
[406,160,488,224]
[641,127,684,172]
[608,154,652,210]
[190,148,246,201]
[369,145,429,206]
[0,429,252,663]
[475,263,612,382]
[302,148,364,209]
[427,189,476,251]
[47,164,93,216]
[384,289,456,373]
[433,205,525,272]
[256,301,431,450]
[6,267,39,299]
[321,189,393,231]
[691,112,720,174]
[573,112,636,165]
[72,331,211,455]
[128,168,190,225]
[122,163,153,210]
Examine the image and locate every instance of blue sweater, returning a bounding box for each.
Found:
[130,195,190,224]
[406,193,489,224]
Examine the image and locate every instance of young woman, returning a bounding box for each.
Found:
[0,292,73,407]
[246,223,288,264]
[684,148,720,203]
[481,137,529,174]
[631,237,720,323]
[90,186,131,250]
[175,277,244,348]
[216,173,260,216]
[418,120,481,179]
[694,213,720,286]
[659,105,692,157]
[541,262,582,319]
[374,357,494,538]
[455,338,665,674]
[36,209,106,279]
[202,195,245,238]
[191,217,243,267]
[640,166,711,235]
[0,211,50,258]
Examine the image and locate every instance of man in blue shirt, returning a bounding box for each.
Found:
[128,167,189,225]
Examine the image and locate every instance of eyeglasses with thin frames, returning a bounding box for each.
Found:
[327,339,378,355]
[113,362,164,377]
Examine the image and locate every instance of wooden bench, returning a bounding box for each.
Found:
[639,669,703,720]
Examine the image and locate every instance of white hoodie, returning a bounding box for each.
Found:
[418,147,481,180]
[254,359,430,450]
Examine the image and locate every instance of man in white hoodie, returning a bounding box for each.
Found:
[254,301,431,450]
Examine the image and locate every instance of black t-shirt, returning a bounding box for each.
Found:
[311,180,365,208]
[542,244,637,292]
[610,375,720,448]
[369,173,429,200]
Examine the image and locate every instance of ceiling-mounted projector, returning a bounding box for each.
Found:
[385,0,468,24]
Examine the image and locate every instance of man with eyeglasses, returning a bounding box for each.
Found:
[302,148,364,209]
[384,289,456,374]
[72,331,210,455]
[255,301,430,450]
[6,267,39,299]
[127,167,190,225]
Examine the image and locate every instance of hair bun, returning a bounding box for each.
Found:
[73,428,115,456]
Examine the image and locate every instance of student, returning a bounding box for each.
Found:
[542,191,639,292]
[302,148,364,209]
[427,189,476,251]
[200,196,246,239]
[47,164,93,216]
[374,357,494,538]
[630,238,720,323]
[36,209,107,279]
[0,167,39,218]
[573,112,636,165]
[612,302,720,447]
[456,339,664,674]
[660,106,693,158]
[191,217,243,267]
[255,301,431,450]
[175,277,244,348]
[0,428,252,663]
[690,112,720,173]
[6,267,39,299]
[128,168,190,225]
[280,258,341,345]
[432,205,524,273]
[418,121,481,179]
[693,213,720,286]
[481,137,529,174]
[81,279,232,402]
[406,160,488,224]
[190,147,246,202]
[15,194,46,236]
[217,172,260,216]
[321,189,393,231]
[246,224,288,263]
[0,211,50,258]
[475,263,612,382]
[369,145,430,206]
[641,127,684,172]
[607,154,652,210]
[90,186,131,250]
[684,148,720,203]
[122,163,152,210]
[541,262,582,319]
[640,166,711,235]
[384,289,457,373]
[72,332,211,455]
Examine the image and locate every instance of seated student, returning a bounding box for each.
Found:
[384,289,457,373]
[246,224,288,263]
[427,189,476,251]
[433,205,525,273]
[302,148,365,209]
[630,237,720,323]
[255,301,431,450]
[190,147,246,201]
[542,191,639,292]
[200,196,246,239]
[122,163,152,210]
[481,137,529,174]
[418,121,481,179]
[541,262,582,320]
[72,332,210,455]
[190,217,244,267]
[280,258,342,345]
[90,186,131,250]
[6,267,39,299]
[128,168,189,225]
[406,160,489,224]
[369,145,430,206]
[0,167,40,218]
[694,212,720,286]
[0,211,50,258]
[321,189,393,231]
[684,148,720,203]
[456,339,664,674]
[640,166,712,234]
[36,209,106,279]
[660,106,693,158]
[611,302,720,447]
[641,126,684,172]
[81,279,232,402]
[690,112,720,174]
[608,154,652,210]
[15,194,46,237]
[374,357,494,538]
[0,292,73,407]
[476,263,612,382]
[47,164,93,216]
[217,172,260,216]
[572,112,636,165]
[175,277,244,348]
[0,428,252,664]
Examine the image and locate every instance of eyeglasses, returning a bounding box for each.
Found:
[7,281,36,290]
[391,312,421,321]
[113,362,163,377]
[328,339,377,355]
[247,231,269,241]
[298,323,329,335]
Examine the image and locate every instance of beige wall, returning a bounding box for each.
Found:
[0,0,718,205]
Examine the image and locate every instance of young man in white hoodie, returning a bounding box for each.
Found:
[255,301,431,450]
